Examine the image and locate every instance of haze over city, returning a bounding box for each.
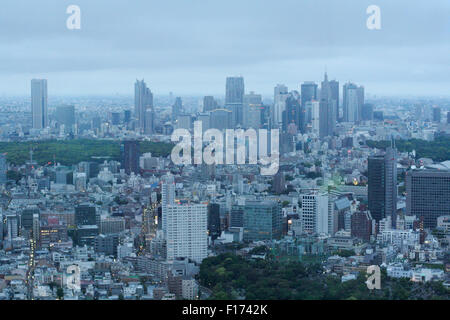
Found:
[0,0,449,96]
[0,0,449,306]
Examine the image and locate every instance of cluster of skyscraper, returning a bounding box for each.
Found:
[273,73,368,139]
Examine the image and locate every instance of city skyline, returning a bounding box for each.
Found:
[0,1,448,304]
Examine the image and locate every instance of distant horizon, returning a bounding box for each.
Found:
[0,78,449,100]
[0,0,448,97]
[2,91,450,100]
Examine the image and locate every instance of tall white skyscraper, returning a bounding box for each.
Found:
[273,84,288,127]
[225,76,245,127]
[310,101,320,136]
[343,82,364,122]
[31,79,48,129]
[6,215,18,242]
[345,87,359,122]
[300,192,329,235]
[165,203,208,263]
[161,173,175,235]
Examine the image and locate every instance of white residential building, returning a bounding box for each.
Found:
[165,203,208,263]
[182,278,199,300]
[377,229,420,247]
[386,263,413,278]
[161,173,176,236]
[300,192,329,235]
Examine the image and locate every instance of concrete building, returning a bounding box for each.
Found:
[165,203,208,263]
[406,168,450,229]
[300,192,329,235]
[243,200,282,242]
[31,79,48,129]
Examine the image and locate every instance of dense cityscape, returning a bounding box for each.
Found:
[0,0,448,305]
[0,73,449,300]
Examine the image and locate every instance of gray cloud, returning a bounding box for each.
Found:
[0,0,448,95]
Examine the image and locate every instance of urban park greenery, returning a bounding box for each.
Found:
[199,253,449,300]
[0,139,173,166]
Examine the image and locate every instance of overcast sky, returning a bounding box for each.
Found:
[0,0,449,96]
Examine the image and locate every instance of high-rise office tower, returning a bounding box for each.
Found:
[310,101,320,136]
[225,76,245,127]
[299,192,329,235]
[243,91,262,129]
[329,80,339,121]
[207,203,221,241]
[145,110,154,134]
[31,79,48,129]
[447,111,450,124]
[368,144,398,226]
[32,213,40,244]
[243,200,282,242]
[134,79,153,133]
[318,100,331,139]
[203,96,218,112]
[343,82,364,122]
[55,105,75,133]
[21,206,40,230]
[165,203,208,263]
[357,86,365,119]
[123,110,131,124]
[175,114,192,130]
[282,91,303,133]
[230,205,244,228]
[273,84,289,127]
[75,204,97,226]
[406,167,450,229]
[172,97,183,121]
[197,113,210,132]
[110,112,120,126]
[121,140,140,175]
[361,103,374,121]
[272,172,286,194]
[161,173,175,235]
[351,211,373,242]
[6,215,19,242]
[259,104,271,129]
[300,82,318,109]
[0,154,6,185]
[343,82,357,122]
[319,73,336,138]
[210,109,233,131]
[432,107,441,123]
